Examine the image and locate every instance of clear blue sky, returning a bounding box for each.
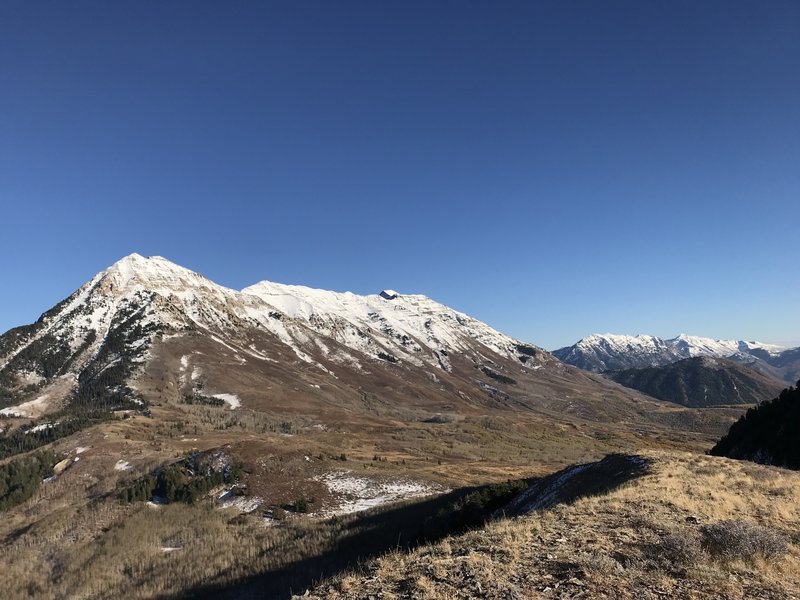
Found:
[1,1,798,349]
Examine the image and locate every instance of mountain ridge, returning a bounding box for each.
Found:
[606,356,786,408]
[2,254,677,433]
[554,332,799,384]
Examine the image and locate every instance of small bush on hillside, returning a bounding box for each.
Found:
[480,366,517,385]
[653,532,704,567]
[701,520,788,562]
[577,552,621,575]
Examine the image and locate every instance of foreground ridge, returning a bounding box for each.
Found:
[296,451,800,600]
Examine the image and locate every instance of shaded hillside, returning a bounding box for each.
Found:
[766,347,800,385]
[500,453,650,517]
[710,382,800,469]
[606,357,785,407]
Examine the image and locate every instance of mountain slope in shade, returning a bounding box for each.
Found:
[606,357,786,408]
[0,253,705,436]
[553,333,798,383]
[765,347,800,385]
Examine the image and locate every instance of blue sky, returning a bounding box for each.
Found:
[1,1,798,349]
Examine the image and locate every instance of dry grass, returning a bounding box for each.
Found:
[0,375,755,600]
[301,451,800,599]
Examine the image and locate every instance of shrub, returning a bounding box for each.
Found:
[578,552,620,575]
[653,532,703,567]
[701,520,788,562]
[480,366,517,385]
[293,498,311,513]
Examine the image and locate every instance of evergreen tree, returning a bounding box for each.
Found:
[710,381,800,469]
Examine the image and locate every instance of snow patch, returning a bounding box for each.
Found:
[212,393,241,409]
[0,394,51,418]
[218,489,261,513]
[114,460,132,471]
[315,472,442,517]
[26,422,55,434]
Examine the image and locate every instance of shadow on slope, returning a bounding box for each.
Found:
[500,453,651,517]
[172,455,650,600]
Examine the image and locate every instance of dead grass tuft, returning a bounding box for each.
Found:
[651,531,704,568]
[701,519,788,563]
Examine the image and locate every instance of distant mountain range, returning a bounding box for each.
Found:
[554,333,800,385]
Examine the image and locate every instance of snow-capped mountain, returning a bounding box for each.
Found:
[4,254,774,444]
[6,254,641,424]
[669,334,784,360]
[553,333,798,383]
[552,334,685,372]
[241,280,528,371]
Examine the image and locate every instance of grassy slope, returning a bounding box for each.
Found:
[0,398,729,600]
[301,451,800,600]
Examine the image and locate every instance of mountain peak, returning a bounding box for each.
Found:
[99,254,215,295]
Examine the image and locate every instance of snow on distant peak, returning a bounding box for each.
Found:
[578,333,664,350]
[576,333,782,358]
[671,334,746,358]
[739,340,785,356]
[556,331,788,374]
[670,334,785,358]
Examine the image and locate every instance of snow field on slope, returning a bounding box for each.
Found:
[314,471,443,517]
[0,394,51,417]
[212,393,241,409]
